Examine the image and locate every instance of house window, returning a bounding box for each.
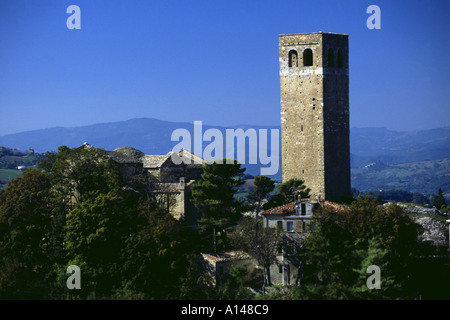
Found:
[277,221,283,230]
[289,50,298,67]
[301,203,306,216]
[302,221,306,232]
[287,221,294,232]
[328,48,335,67]
[296,221,303,233]
[279,265,283,273]
[303,48,313,66]
[337,49,344,68]
[286,240,295,255]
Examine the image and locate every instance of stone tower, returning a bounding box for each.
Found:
[279,32,352,202]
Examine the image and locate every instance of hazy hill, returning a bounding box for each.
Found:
[0,118,448,194]
[351,158,450,196]
[1,118,448,164]
[350,127,450,167]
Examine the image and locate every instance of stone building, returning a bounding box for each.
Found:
[97,144,205,221]
[279,32,352,202]
[261,198,345,286]
[199,251,261,287]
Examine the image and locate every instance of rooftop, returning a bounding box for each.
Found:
[262,198,346,215]
[279,31,348,37]
[86,143,205,168]
[200,251,252,264]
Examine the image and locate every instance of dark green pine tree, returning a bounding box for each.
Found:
[433,188,447,210]
[247,175,276,217]
[279,178,311,202]
[191,158,246,252]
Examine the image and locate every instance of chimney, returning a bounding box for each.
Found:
[179,177,185,191]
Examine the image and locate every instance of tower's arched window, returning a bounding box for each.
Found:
[337,49,344,68]
[288,50,298,67]
[303,48,313,66]
[327,48,335,67]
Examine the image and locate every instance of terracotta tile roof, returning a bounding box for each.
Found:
[263,202,297,215]
[262,199,346,215]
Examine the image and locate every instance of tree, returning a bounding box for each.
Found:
[118,205,195,299]
[38,145,138,299]
[0,146,130,299]
[279,178,310,202]
[247,176,275,217]
[433,188,447,210]
[298,196,421,299]
[230,216,283,291]
[215,265,254,300]
[0,169,53,298]
[263,178,311,210]
[63,191,138,298]
[191,159,246,252]
[39,145,123,205]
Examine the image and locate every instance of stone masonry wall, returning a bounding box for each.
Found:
[279,32,352,201]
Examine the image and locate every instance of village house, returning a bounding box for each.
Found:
[108,146,205,222]
[199,251,262,287]
[261,197,346,286]
[80,143,205,222]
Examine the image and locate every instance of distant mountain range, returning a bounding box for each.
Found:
[350,127,450,167]
[0,118,449,195]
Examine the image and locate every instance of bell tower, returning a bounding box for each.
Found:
[279,32,352,202]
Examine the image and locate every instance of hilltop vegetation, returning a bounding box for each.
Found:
[0,146,44,169]
[0,147,45,189]
[1,119,449,196]
[0,145,448,300]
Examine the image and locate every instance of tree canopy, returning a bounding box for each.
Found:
[297,196,421,299]
[0,145,195,299]
[191,158,246,252]
[247,175,276,216]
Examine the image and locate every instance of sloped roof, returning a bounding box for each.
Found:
[263,202,297,215]
[201,251,253,264]
[143,150,205,169]
[143,154,170,168]
[262,199,346,215]
[178,149,205,165]
[90,143,205,168]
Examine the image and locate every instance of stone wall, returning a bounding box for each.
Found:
[384,202,449,248]
[279,32,352,202]
[411,216,448,247]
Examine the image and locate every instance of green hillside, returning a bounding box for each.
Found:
[0,169,23,189]
[0,147,44,189]
[351,158,450,197]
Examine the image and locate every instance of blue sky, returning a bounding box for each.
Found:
[0,0,449,136]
